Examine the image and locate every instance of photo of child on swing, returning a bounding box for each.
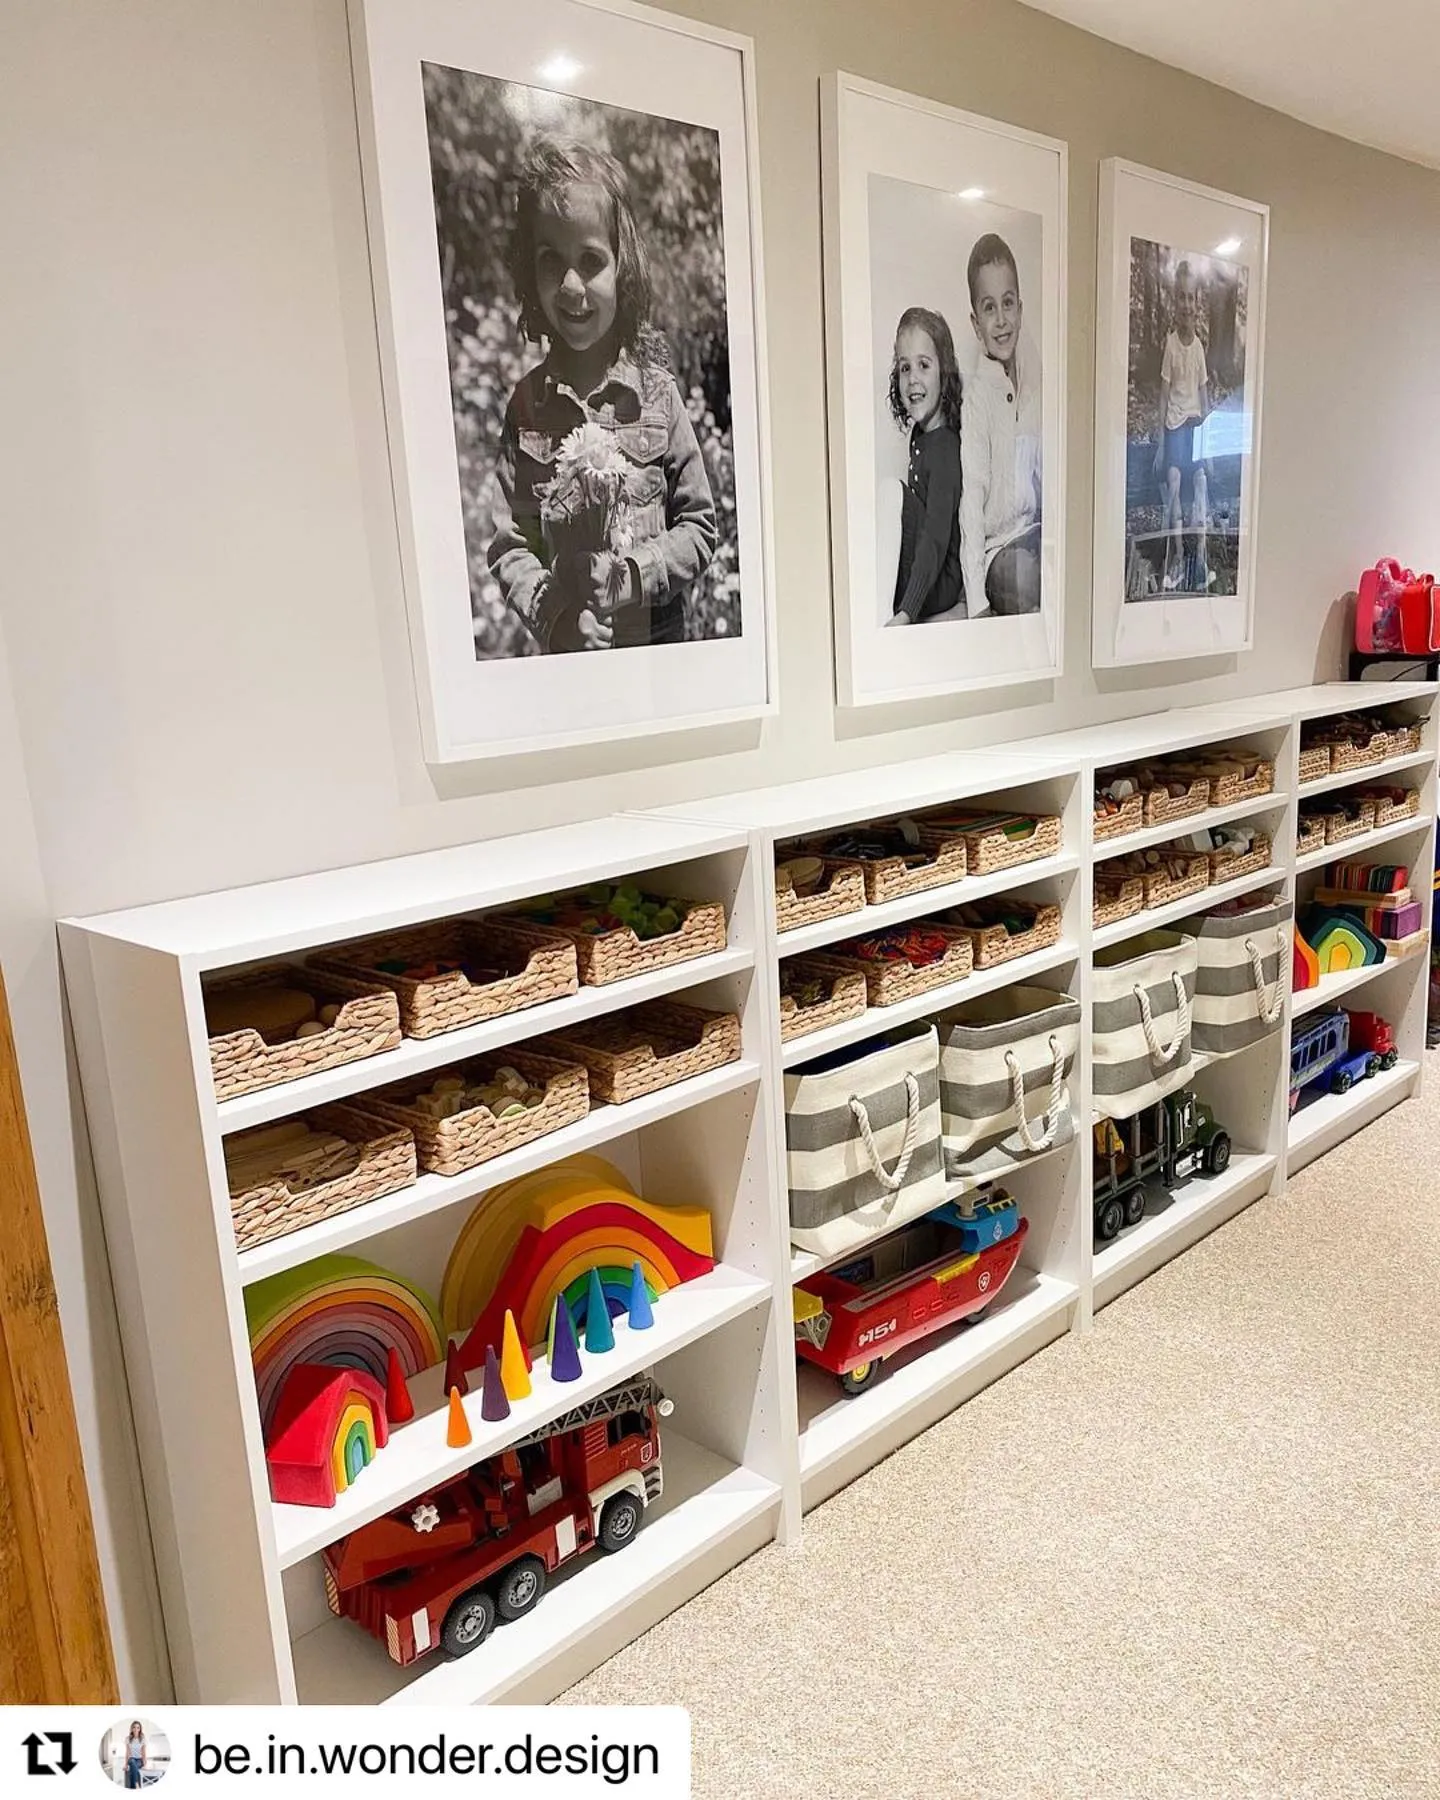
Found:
[1122,237,1251,603]
[422,63,742,659]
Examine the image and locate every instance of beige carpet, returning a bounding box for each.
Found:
[563,1063,1440,1799]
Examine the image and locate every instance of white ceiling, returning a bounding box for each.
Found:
[1019,0,1440,170]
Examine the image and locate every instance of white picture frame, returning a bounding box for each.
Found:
[349,0,777,762]
[821,73,1067,708]
[1092,158,1270,668]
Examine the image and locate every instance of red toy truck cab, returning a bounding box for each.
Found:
[323,1378,668,1665]
[1345,1010,1399,1069]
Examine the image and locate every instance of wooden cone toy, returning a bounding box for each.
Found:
[443,1340,467,1397]
[480,1346,509,1422]
[584,1267,615,1354]
[384,1344,415,1425]
[500,1309,531,1401]
[627,1261,654,1331]
[445,1385,471,1448]
[550,1294,583,1383]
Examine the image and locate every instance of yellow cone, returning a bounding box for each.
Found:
[445,1385,471,1448]
[501,1308,532,1401]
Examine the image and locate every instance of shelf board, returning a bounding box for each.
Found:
[1290,938,1429,1018]
[1294,812,1433,874]
[291,1430,779,1706]
[780,939,1079,1070]
[788,1139,1070,1285]
[1298,748,1435,798]
[1092,866,1290,952]
[1092,1152,1277,1295]
[775,851,1079,958]
[217,948,754,1134]
[270,1263,771,1568]
[1287,1059,1420,1163]
[1094,791,1290,860]
[236,1058,762,1284]
[796,1268,1076,1485]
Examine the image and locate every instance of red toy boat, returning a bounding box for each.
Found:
[793,1212,1030,1395]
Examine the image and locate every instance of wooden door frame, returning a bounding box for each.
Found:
[0,966,116,1701]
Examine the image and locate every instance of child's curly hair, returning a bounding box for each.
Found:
[887,306,963,435]
[507,137,658,361]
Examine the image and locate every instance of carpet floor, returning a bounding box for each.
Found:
[562,1068,1440,1800]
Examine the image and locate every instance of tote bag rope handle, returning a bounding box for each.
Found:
[1004,1034,1067,1154]
[1244,928,1287,1026]
[1133,972,1191,1066]
[847,1074,921,1197]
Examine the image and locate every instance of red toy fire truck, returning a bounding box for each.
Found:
[322,1377,670,1664]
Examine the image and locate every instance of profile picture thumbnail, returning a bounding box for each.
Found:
[99,1719,171,1788]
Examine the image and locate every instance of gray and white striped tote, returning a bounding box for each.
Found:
[1178,898,1291,1056]
[784,1022,946,1256]
[1092,930,1199,1119]
[936,986,1081,1180]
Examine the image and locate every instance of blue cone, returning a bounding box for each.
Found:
[584,1268,615,1354]
[550,1294,583,1382]
[627,1261,654,1331]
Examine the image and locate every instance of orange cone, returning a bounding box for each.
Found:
[445,1385,471,1448]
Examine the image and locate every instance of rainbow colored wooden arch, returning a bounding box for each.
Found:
[264,1363,391,1510]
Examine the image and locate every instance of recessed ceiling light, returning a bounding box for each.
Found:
[1213,236,1242,257]
[538,53,582,84]
[957,186,987,201]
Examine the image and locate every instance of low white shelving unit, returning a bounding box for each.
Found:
[59,684,1437,1705]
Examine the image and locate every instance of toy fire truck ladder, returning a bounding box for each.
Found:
[508,1376,664,1452]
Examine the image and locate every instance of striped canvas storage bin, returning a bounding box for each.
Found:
[1092,930,1198,1119]
[783,1023,946,1257]
[935,986,1081,1181]
[1179,897,1291,1057]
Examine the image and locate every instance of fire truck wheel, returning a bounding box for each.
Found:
[440,1586,496,1657]
[838,1361,881,1396]
[495,1555,547,1621]
[599,1492,642,1553]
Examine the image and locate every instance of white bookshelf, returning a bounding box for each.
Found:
[59,682,1437,1704]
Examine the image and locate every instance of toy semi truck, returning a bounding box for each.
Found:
[1092,1088,1231,1244]
[322,1377,670,1664]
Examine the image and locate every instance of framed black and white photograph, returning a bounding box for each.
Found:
[822,74,1067,708]
[1093,159,1269,667]
[349,0,774,761]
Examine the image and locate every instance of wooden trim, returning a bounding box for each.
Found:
[0,968,116,1701]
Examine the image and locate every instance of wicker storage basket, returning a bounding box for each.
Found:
[494,895,728,986]
[1166,750,1275,807]
[1326,731,1389,772]
[778,964,868,1043]
[918,811,1061,877]
[1094,790,1144,843]
[809,927,973,1007]
[1142,853,1210,907]
[1140,776,1210,828]
[1207,833,1273,885]
[834,833,970,906]
[1392,721,1424,756]
[1354,785,1422,828]
[353,1048,589,1178]
[942,899,1063,969]
[226,1104,416,1253]
[1297,744,1332,784]
[312,918,577,1039]
[774,860,867,935]
[1295,813,1328,856]
[535,1001,741,1105]
[204,964,402,1102]
[1094,876,1146,928]
[1321,798,1378,844]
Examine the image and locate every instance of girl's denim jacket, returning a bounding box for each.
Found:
[486,351,718,650]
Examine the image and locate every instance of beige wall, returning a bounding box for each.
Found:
[4,0,1440,1696]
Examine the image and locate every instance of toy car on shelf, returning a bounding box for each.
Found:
[1289,1009,1391,1112]
[1092,1088,1232,1244]
[792,1193,1028,1397]
[321,1376,670,1665]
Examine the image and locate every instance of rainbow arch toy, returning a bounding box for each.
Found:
[443,1156,714,1367]
[246,1255,444,1433]
[1307,911,1385,975]
[265,1363,389,1509]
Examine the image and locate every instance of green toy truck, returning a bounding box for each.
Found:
[1092,1088,1232,1244]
